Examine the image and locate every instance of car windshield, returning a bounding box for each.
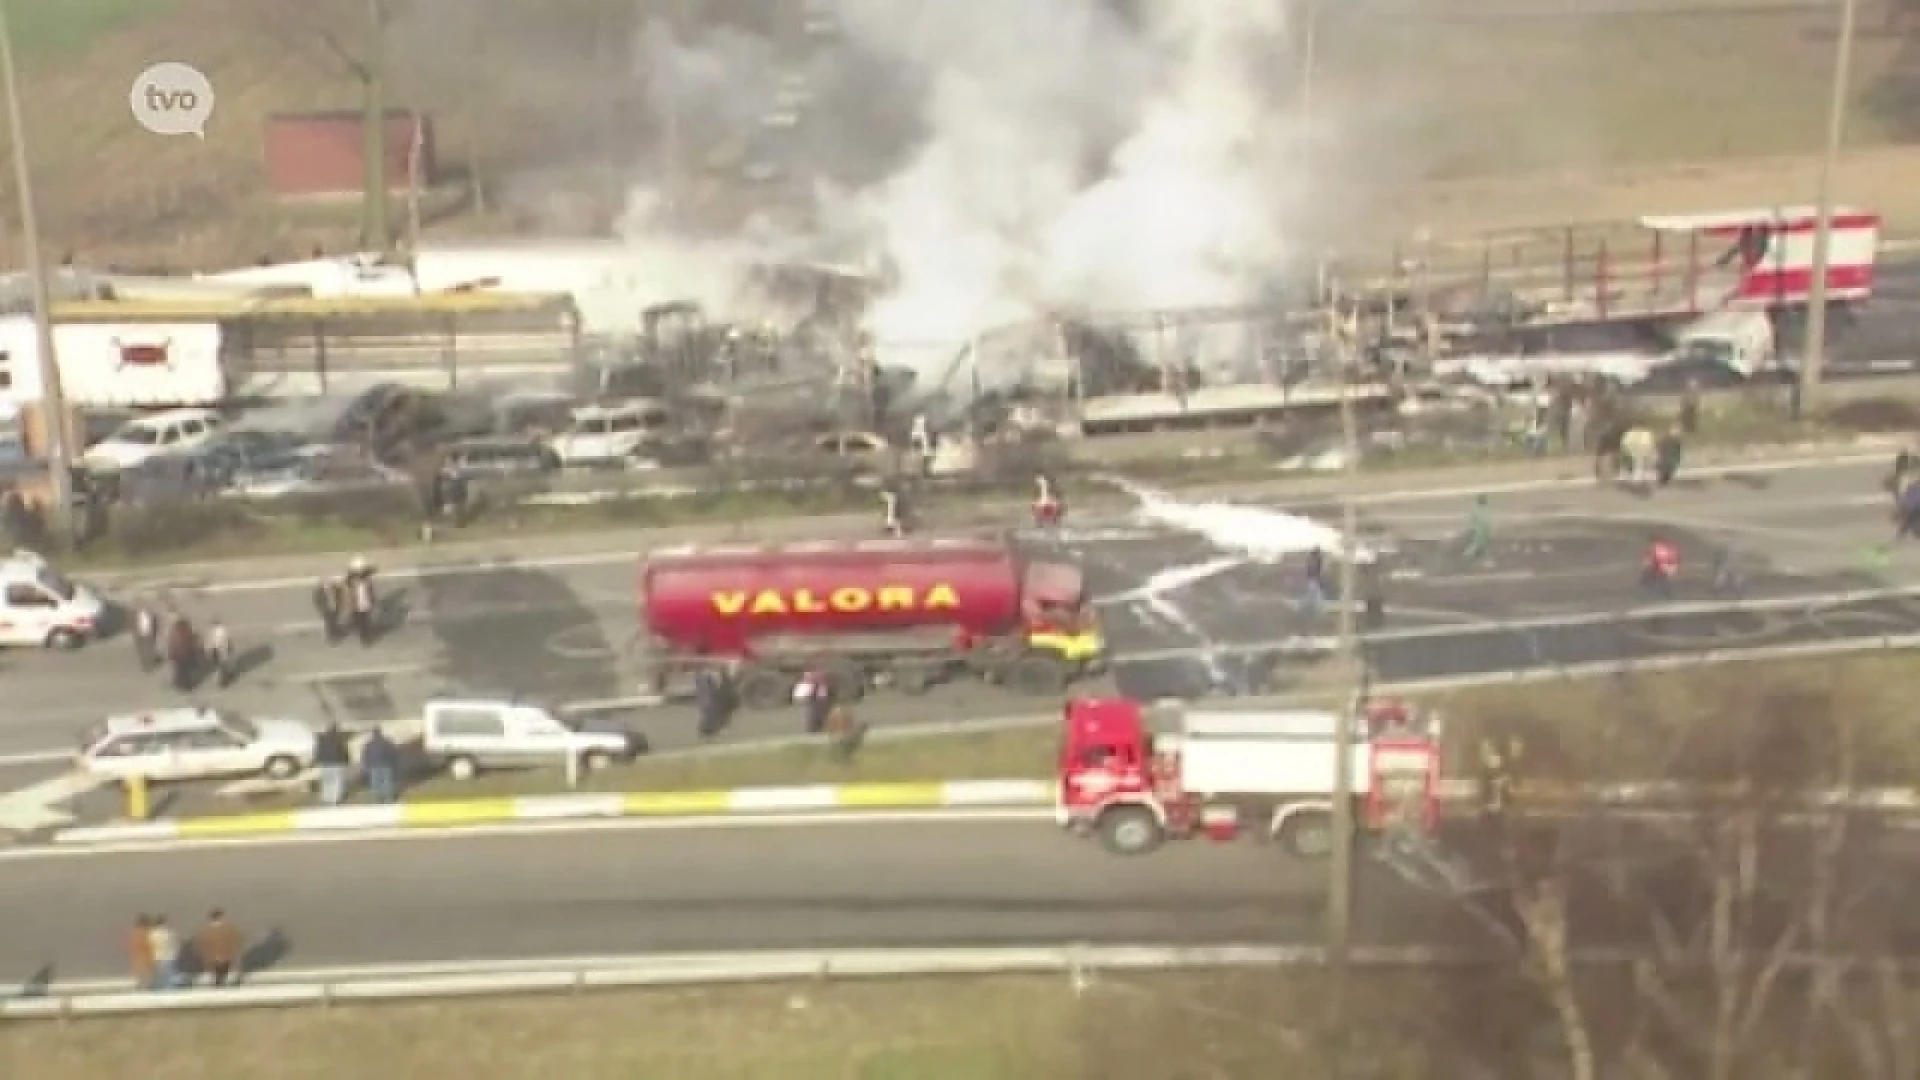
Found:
[35,568,74,602]
[112,426,161,446]
[567,415,609,435]
[217,713,257,741]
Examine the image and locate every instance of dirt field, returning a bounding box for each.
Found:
[9,0,1920,267]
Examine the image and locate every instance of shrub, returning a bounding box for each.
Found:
[107,501,263,558]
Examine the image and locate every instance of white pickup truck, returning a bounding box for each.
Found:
[420,696,647,780]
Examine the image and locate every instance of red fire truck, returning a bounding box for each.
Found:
[1056,697,1442,857]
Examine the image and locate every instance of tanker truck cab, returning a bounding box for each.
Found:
[1010,560,1105,688]
[1057,697,1440,858]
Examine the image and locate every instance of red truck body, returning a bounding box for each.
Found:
[641,536,1083,659]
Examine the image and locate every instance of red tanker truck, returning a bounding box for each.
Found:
[638,535,1106,709]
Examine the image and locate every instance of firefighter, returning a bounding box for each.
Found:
[1461,495,1492,562]
[797,668,833,734]
[164,611,201,692]
[1478,734,1523,818]
[345,556,377,646]
[1032,473,1064,527]
[879,487,909,537]
[1642,534,1681,598]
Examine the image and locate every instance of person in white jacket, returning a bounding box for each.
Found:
[147,915,180,990]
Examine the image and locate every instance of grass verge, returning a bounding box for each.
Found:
[190,652,1920,817]
[0,970,1452,1080]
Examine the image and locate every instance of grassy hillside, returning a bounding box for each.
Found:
[0,0,1914,269]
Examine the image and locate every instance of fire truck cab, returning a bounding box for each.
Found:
[1056,696,1441,858]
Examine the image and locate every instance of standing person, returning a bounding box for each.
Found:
[165,612,200,692]
[1357,548,1386,630]
[313,722,352,806]
[1462,496,1492,562]
[345,557,377,646]
[1655,426,1685,489]
[798,669,833,735]
[206,619,234,688]
[879,487,907,537]
[693,667,727,740]
[1896,479,1920,543]
[1642,535,1681,599]
[360,726,400,804]
[127,914,155,990]
[312,576,341,644]
[147,915,181,991]
[1710,542,1747,596]
[1678,378,1702,437]
[1300,547,1329,617]
[193,909,243,988]
[825,704,864,764]
[130,602,159,673]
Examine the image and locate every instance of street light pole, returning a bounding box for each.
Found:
[1797,0,1860,419]
[1325,292,1361,1026]
[1297,0,1319,121]
[0,0,71,530]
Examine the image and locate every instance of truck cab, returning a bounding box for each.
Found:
[1056,697,1440,857]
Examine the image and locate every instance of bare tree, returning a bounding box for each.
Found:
[1457,665,1920,1079]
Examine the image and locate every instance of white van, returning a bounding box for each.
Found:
[0,550,105,648]
[421,696,646,780]
[1668,310,1777,382]
[81,407,225,472]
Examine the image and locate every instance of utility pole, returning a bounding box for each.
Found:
[1798,0,1859,419]
[1297,0,1319,121]
[362,0,391,253]
[0,0,70,530]
[1324,288,1362,1028]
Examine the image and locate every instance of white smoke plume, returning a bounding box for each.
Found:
[623,0,1308,382]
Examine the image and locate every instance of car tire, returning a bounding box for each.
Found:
[44,628,83,650]
[447,755,480,781]
[263,755,301,780]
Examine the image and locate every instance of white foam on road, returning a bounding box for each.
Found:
[1114,478,1358,563]
[0,770,106,832]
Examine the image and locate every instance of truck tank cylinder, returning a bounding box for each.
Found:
[641,540,1028,657]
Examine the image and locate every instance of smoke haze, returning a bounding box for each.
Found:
[621,0,1309,380]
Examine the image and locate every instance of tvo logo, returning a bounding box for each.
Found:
[129,62,215,138]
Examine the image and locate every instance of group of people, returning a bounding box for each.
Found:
[126,910,244,991]
[878,474,1068,537]
[311,556,381,645]
[313,721,404,805]
[129,602,234,691]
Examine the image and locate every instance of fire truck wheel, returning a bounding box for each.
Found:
[1096,806,1164,855]
[1006,655,1069,695]
[1275,811,1335,859]
[737,669,795,711]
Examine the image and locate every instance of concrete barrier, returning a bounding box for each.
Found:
[51,779,1055,846]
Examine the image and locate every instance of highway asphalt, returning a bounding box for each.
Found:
[0,818,1488,983]
[0,455,1904,766]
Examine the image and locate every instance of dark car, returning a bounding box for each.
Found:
[443,437,560,479]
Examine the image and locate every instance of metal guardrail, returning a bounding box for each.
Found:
[0,945,1489,1018]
